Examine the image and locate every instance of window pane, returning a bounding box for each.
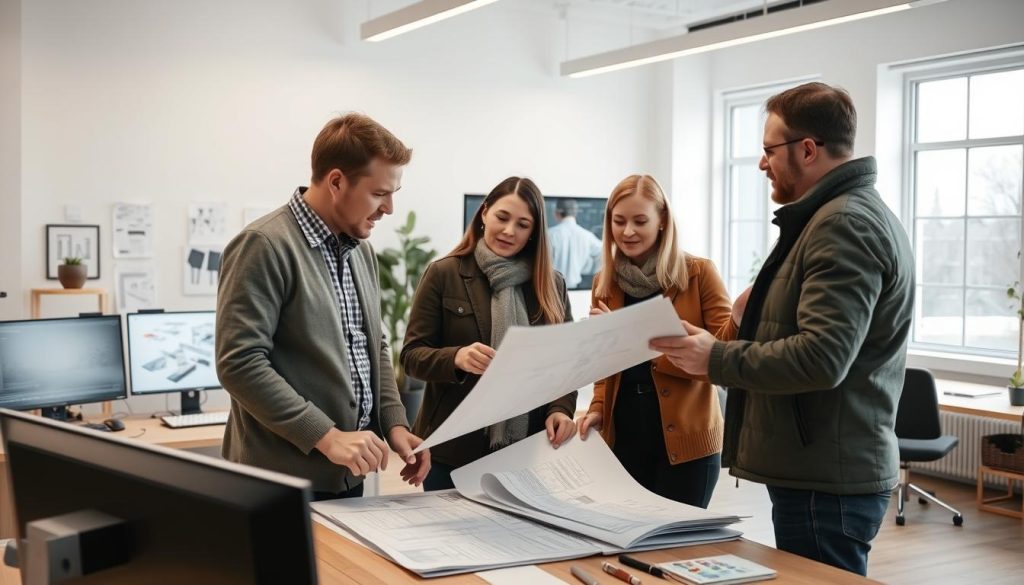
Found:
[967,145,1023,216]
[916,219,964,285]
[731,104,763,158]
[915,286,963,346]
[730,220,765,285]
[969,68,1024,140]
[917,77,967,143]
[965,288,1018,351]
[731,164,766,220]
[966,218,1020,286]
[916,149,966,217]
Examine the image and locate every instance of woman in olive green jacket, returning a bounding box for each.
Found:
[401,177,577,491]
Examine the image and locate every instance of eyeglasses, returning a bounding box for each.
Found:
[763,137,825,156]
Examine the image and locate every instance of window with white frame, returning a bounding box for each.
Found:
[906,60,1024,358]
[722,87,786,296]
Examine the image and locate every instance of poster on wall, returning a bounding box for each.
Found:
[243,206,275,228]
[114,262,158,313]
[112,202,153,258]
[188,202,228,245]
[183,246,223,296]
[45,224,100,279]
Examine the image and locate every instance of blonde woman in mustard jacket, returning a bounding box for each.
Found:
[576,175,745,508]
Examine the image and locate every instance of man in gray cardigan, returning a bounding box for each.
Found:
[216,113,430,500]
[651,83,913,576]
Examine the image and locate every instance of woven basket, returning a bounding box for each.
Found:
[981,412,1024,473]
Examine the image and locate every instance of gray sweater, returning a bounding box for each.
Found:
[216,204,408,492]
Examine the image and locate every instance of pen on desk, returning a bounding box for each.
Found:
[602,561,643,585]
[618,554,665,578]
[570,565,599,585]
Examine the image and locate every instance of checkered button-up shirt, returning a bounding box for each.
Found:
[289,188,373,429]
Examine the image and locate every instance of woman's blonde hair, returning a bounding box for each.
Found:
[593,174,689,299]
[448,177,564,325]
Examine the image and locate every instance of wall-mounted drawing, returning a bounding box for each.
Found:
[188,202,228,245]
[115,262,158,313]
[46,224,100,279]
[183,246,223,296]
[112,202,153,258]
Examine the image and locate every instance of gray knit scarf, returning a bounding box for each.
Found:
[614,252,661,298]
[474,240,533,449]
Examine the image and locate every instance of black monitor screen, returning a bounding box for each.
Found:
[463,194,607,291]
[0,408,317,584]
[126,311,219,395]
[0,315,127,411]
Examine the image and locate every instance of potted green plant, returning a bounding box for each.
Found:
[1008,273,1024,406]
[377,211,437,424]
[57,257,88,289]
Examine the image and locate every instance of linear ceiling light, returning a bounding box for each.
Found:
[561,0,945,78]
[362,0,501,42]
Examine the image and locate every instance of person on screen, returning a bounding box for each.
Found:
[216,113,430,501]
[575,174,744,509]
[401,177,577,491]
[646,83,913,576]
[547,198,602,288]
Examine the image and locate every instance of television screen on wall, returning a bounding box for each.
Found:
[463,194,607,291]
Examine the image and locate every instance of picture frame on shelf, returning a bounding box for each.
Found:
[46,224,101,280]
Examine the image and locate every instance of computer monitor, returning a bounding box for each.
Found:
[0,315,127,419]
[126,311,219,414]
[463,193,607,291]
[0,408,317,584]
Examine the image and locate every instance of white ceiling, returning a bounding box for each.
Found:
[551,0,779,31]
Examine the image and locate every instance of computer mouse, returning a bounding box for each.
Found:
[103,418,126,432]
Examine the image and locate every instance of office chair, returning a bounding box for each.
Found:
[894,367,964,526]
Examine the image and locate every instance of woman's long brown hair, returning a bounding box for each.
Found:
[449,177,565,324]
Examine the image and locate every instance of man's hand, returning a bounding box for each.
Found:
[576,412,603,440]
[649,320,715,376]
[454,342,496,375]
[732,286,752,326]
[545,412,576,448]
[387,426,431,487]
[315,427,388,476]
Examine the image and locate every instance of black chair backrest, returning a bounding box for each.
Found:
[895,367,942,440]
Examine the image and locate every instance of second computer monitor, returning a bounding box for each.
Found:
[126,311,219,414]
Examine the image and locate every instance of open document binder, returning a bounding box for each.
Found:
[312,432,742,577]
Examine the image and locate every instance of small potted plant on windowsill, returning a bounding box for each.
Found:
[1008,274,1024,406]
[57,257,87,289]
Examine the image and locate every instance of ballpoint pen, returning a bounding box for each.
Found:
[602,561,643,585]
[570,565,599,585]
[619,554,666,578]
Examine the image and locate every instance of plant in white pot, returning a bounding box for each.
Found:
[57,257,87,289]
[1009,273,1024,406]
[377,211,437,424]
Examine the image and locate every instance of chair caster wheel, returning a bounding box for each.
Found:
[896,515,905,526]
[953,514,963,526]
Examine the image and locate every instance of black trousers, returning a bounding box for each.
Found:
[613,382,720,508]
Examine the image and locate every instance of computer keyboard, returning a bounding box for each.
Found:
[161,411,229,428]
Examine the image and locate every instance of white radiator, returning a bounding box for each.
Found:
[913,412,1020,487]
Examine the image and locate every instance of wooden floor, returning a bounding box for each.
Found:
[376,457,1024,585]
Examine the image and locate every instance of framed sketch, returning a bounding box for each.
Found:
[46,224,100,280]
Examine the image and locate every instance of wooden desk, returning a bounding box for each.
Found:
[0,414,225,539]
[29,287,109,318]
[936,380,1024,423]
[0,519,882,584]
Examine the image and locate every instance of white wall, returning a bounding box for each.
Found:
[18,0,671,412]
[674,0,1024,264]
[0,0,21,321]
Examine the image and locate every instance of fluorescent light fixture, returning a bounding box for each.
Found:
[562,0,944,78]
[362,0,501,42]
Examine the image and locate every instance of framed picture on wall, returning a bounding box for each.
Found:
[46,224,101,279]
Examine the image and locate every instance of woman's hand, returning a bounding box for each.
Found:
[545,412,576,448]
[454,342,496,375]
[589,300,612,317]
[576,412,603,440]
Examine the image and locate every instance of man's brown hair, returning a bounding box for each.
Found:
[310,113,412,183]
[766,82,856,158]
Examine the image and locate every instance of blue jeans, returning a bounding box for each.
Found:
[766,486,890,576]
